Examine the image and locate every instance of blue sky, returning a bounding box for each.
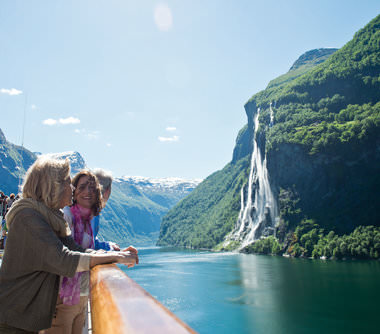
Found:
[1,1,379,179]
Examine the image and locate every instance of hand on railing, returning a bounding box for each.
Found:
[89,250,139,268]
[122,245,138,254]
[109,242,120,251]
[115,250,139,268]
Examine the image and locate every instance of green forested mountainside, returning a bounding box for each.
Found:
[245,223,380,260]
[99,178,200,246]
[158,158,248,248]
[267,48,338,89]
[254,14,380,155]
[98,183,167,245]
[157,15,380,257]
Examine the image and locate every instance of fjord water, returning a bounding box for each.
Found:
[123,247,380,334]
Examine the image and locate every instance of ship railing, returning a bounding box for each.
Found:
[90,263,197,334]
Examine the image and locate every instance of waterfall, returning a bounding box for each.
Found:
[269,102,274,127]
[226,106,279,249]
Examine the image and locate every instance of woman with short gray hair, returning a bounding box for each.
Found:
[0,157,138,334]
[92,168,121,250]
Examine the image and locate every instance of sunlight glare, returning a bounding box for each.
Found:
[154,3,173,31]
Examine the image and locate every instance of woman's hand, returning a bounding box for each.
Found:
[121,246,138,264]
[116,251,139,268]
[122,245,138,254]
[110,242,120,251]
[89,251,139,268]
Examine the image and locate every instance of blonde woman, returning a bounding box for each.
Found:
[0,157,138,334]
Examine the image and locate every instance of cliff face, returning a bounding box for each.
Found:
[157,15,380,250]
[267,140,380,237]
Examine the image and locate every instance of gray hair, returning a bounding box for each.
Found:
[92,168,113,194]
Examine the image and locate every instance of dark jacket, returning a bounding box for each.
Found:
[0,208,83,331]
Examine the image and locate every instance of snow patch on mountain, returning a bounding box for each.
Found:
[116,175,202,192]
[39,151,87,173]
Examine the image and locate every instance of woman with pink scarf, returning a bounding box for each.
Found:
[45,170,136,334]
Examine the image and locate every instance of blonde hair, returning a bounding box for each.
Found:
[22,156,71,209]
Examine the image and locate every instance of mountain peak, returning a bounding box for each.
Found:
[289,48,338,71]
[41,151,87,174]
[117,175,202,190]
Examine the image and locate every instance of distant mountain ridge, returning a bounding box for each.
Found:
[0,134,200,245]
[0,129,36,194]
[101,175,201,245]
[38,151,87,174]
[118,175,202,190]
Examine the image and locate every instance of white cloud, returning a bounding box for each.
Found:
[59,117,80,125]
[74,128,99,140]
[158,135,179,142]
[42,116,80,126]
[43,118,58,126]
[0,88,23,96]
[86,131,99,140]
[154,3,173,31]
[31,104,37,110]
[126,111,135,119]
[106,143,112,147]
[166,126,176,132]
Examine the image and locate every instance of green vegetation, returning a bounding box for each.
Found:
[244,236,282,255]
[248,15,380,155]
[157,157,249,249]
[246,222,380,260]
[267,48,338,89]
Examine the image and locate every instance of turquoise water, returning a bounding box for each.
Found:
[122,247,380,334]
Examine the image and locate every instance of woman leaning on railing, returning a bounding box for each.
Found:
[0,157,138,334]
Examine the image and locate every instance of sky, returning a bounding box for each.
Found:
[1,1,379,179]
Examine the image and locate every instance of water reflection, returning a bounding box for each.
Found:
[125,248,380,334]
[236,255,380,334]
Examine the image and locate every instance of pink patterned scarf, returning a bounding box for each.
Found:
[59,204,94,305]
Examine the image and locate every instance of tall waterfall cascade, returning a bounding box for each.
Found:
[225,105,279,249]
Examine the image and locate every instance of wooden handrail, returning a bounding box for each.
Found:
[90,264,197,334]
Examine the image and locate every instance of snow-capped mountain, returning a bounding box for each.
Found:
[40,151,86,174]
[116,176,202,193]
[37,151,202,245]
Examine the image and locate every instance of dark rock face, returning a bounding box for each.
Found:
[267,140,380,235]
[232,101,256,163]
